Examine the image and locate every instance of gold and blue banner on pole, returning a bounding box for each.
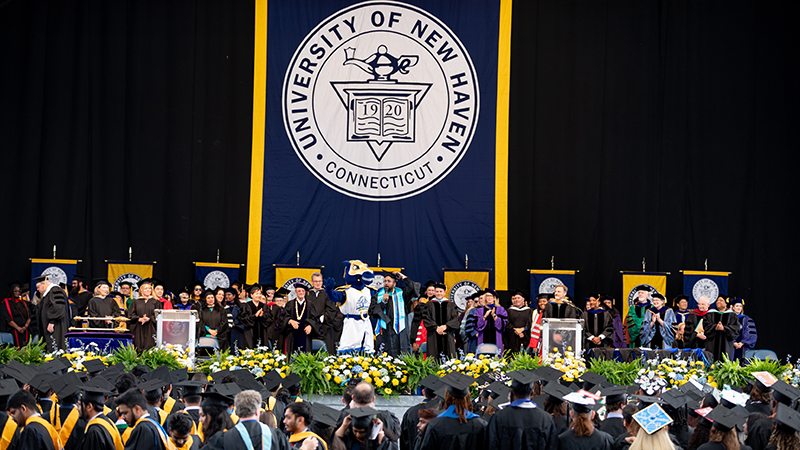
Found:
[621,272,667,319]
[108,261,154,295]
[275,265,322,300]
[247,0,512,288]
[31,258,78,288]
[529,270,576,297]
[195,263,241,290]
[444,269,490,311]
[682,270,729,309]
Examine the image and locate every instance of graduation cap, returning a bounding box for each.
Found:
[632,395,666,407]
[50,372,82,400]
[292,282,307,291]
[7,280,22,289]
[507,370,541,387]
[652,293,665,301]
[771,380,800,405]
[2,361,37,385]
[29,372,55,394]
[441,372,475,399]
[83,358,107,375]
[659,389,689,410]
[100,364,124,382]
[750,371,777,392]
[215,383,242,400]
[634,285,650,292]
[200,391,231,408]
[138,378,169,392]
[678,381,704,400]
[633,403,674,435]
[346,406,380,419]
[311,403,340,428]
[282,373,302,389]
[0,379,19,404]
[432,282,446,290]
[729,298,745,306]
[275,287,290,297]
[672,295,689,307]
[423,280,437,288]
[170,368,188,384]
[419,374,445,393]
[774,403,800,433]
[119,280,134,288]
[535,293,550,300]
[33,275,48,284]
[486,381,510,401]
[210,369,231,383]
[94,278,112,288]
[531,394,547,407]
[84,376,115,392]
[259,370,284,391]
[175,380,206,397]
[533,366,565,384]
[261,284,277,292]
[579,372,607,391]
[509,289,528,299]
[543,381,574,404]
[600,385,629,404]
[38,356,72,374]
[707,405,741,432]
[563,391,596,413]
[144,365,172,386]
[720,389,748,409]
[82,384,114,406]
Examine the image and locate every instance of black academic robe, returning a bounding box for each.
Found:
[281,299,313,354]
[39,285,69,351]
[72,290,93,316]
[543,301,581,319]
[504,306,532,354]
[183,407,201,430]
[20,419,57,450]
[557,428,613,450]
[54,405,86,450]
[171,434,201,450]
[82,414,117,450]
[745,402,770,415]
[0,412,19,450]
[401,397,444,450]
[421,300,460,360]
[129,297,159,351]
[683,311,706,349]
[1,297,31,346]
[87,296,122,329]
[308,289,341,354]
[249,301,270,347]
[701,310,740,362]
[612,432,633,450]
[126,418,167,450]
[696,442,727,450]
[745,416,773,450]
[266,303,285,350]
[418,415,487,450]
[598,417,627,439]
[197,303,229,350]
[583,309,614,349]
[486,402,558,450]
[230,301,255,350]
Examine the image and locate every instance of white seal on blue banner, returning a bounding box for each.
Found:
[283,0,480,201]
[203,271,230,290]
[40,266,68,287]
[538,277,564,294]
[691,278,719,303]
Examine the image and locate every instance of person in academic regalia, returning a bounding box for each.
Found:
[542,285,581,354]
[486,370,559,450]
[270,288,290,352]
[115,389,169,450]
[370,272,417,357]
[696,406,743,450]
[475,289,508,353]
[166,412,200,450]
[623,286,652,348]
[401,376,444,450]
[336,406,393,450]
[129,279,159,351]
[205,391,298,450]
[1,281,31,347]
[763,403,800,450]
[35,275,69,352]
[598,386,629,439]
[282,283,315,354]
[70,275,93,317]
[172,288,195,311]
[197,290,230,351]
[421,283,460,360]
[285,401,327,450]
[308,273,340,355]
[730,298,757,361]
[599,295,625,349]
[417,372,487,450]
[641,294,676,349]
[528,293,549,352]
[583,294,614,349]
[229,288,254,350]
[557,393,613,450]
[701,297,740,362]
[7,390,61,450]
[411,282,436,353]
[49,372,87,450]
[683,296,710,349]
[673,295,691,326]
[80,385,123,450]
[87,280,122,329]
[247,285,269,347]
[503,290,532,354]
[0,379,20,450]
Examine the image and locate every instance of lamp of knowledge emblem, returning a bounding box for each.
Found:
[283,0,480,201]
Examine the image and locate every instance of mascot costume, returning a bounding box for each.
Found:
[325,260,375,354]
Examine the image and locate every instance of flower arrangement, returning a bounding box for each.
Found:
[200,346,289,378]
[437,353,507,379]
[44,342,110,372]
[323,353,409,397]
[781,357,800,388]
[634,357,710,394]
[158,344,193,370]
[541,347,586,382]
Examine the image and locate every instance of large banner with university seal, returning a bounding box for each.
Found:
[248,0,510,288]
[30,259,78,289]
[682,270,729,310]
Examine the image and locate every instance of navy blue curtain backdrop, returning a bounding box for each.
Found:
[0,0,797,357]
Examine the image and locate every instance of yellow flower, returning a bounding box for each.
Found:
[326,374,332,381]
[401,376,407,383]
[384,388,392,395]
[392,379,399,386]
[364,376,372,383]
[334,376,342,384]
[375,379,384,387]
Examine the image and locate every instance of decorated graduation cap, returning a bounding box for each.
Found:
[600,385,630,404]
[563,391,596,413]
[311,402,340,428]
[720,389,749,409]
[771,380,800,405]
[633,403,674,434]
[441,371,475,399]
[51,372,82,399]
[774,403,800,433]
[83,358,107,375]
[750,371,777,393]
[707,405,741,432]
[579,371,607,391]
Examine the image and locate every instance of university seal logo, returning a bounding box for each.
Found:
[282,277,313,302]
[203,271,231,290]
[691,278,719,304]
[538,277,564,294]
[283,0,480,201]
[40,267,68,287]
[113,273,144,299]
[449,280,480,311]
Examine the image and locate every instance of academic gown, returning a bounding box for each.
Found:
[204,419,292,450]
[340,429,394,450]
[583,309,614,349]
[129,297,159,350]
[696,442,727,450]
[267,303,285,351]
[0,296,31,346]
[39,285,69,351]
[557,428,613,450]
[0,412,19,450]
[401,397,444,450]
[623,302,650,348]
[126,418,167,450]
[307,289,338,354]
[82,414,118,450]
[486,400,558,450]
[543,301,581,319]
[598,416,626,439]
[54,405,86,450]
[504,306,532,354]
[418,407,487,450]
[281,299,313,354]
[421,300,459,359]
[230,300,255,350]
[197,303,229,350]
[683,311,707,349]
[171,434,201,450]
[734,314,757,360]
[475,305,508,351]
[87,296,122,329]
[701,310,740,362]
[641,307,676,349]
[20,418,58,450]
[744,416,773,450]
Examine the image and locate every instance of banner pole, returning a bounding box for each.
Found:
[217,249,220,264]
[465,254,468,269]
[551,255,554,270]
[129,247,132,262]
[704,258,708,271]
[642,257,646,272]
[53,245,56,259]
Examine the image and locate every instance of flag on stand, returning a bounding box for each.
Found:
[275,265,321,301]
[529,270,576,298]
[31,259,78,288]
[108,261,154,297]
[444,269,490,311]
[682,270,729,309]
[195,263,241,290]
[621,272,667,319]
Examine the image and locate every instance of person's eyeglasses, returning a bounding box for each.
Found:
[194,287,202,291]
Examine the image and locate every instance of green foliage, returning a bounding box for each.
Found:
[290,351,330,396]
[105,343,141,370]
[399,353,440,389]
[0,345,18,365]
[506,352,542,372]
[589,358,643,386]
[708,355,749,387]
[196,349,232,374]
[12,337,47,366]
[141,347,184,370]
[744,358,791,379]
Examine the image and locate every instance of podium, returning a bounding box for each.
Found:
[541,318,584,356]
[155,309,199,359]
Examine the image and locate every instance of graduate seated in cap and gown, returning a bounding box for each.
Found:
[80,385,124,450]
[701,297,740,362]
[627,403,678,450]
[87,280,122,329]
[598,386,629,439]
[583,294,614,350]
[730,299,757,361]
[205,390,300,450]
[696,406,745,450]
[417,372,487,450]
[486,370,559,450]
[7,390,61,450]
[475,289,508,353]
[641,294,677,349]
[197,290,230,351]
[503,290,532,355]
[128,279,159,351]
[421,283,460,360]
[762,404,800,450]
[623,286,652,349]
[557,392,613,450]
[114,388,170,450]
[199,388,236,444]
[281,283,315,354]
[167,411,201,450]
[1,281,31,347]
[745,377,800,450]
